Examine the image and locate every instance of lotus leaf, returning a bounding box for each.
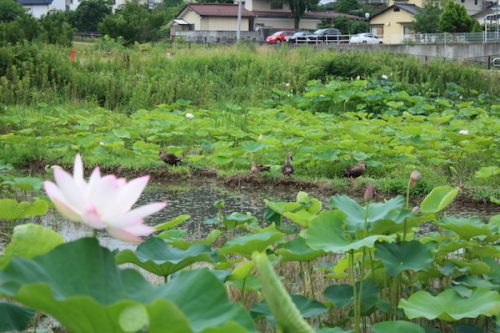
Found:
[223,212,258,229]
[0,224,64,269]
[372,321,424,333]
[115,237,214,277]
[0,198,49,221]
[275,237,324,262]
[323,280,379,314]
[438,217,498,241]
[0,238,255,333]
[221,231,283,258]
[155,214,191,231]
[251,295,328,322]
[420,186,460,214]
[0,301,35,332]
[305,210,394,253]
[328,195,404,232]
[375,241,433,276]
[399,288,500,321]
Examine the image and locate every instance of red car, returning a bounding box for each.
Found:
[266,31,295,44]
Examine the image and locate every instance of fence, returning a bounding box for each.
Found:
[174,31,263,44]
[398,32,500,45]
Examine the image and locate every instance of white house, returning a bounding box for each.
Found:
[17,0,78,18]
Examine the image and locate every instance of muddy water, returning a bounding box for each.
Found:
[1,180,498,250]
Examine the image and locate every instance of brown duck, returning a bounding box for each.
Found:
[343,161,367,178]
[251,161,271,173]
[159,149,182,166]
[281,152,294,177]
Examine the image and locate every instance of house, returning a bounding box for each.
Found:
[369,3,420,44]
[170,0,362,37]
[16,0,76,18]
[370,0,498,44]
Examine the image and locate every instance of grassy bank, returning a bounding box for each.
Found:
[0,43,498,111]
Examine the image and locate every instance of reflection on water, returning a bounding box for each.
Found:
[1,180,498,250]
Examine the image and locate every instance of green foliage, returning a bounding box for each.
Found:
[410,0,442,33]
[420,186,460,214]
[332,0,362,15]
[321,16,368,34]
[0,224,64,269]
[0,198,49,221]
[288,0,320,29]
[375,241,433,276]
[0,302,35,332]
[0,238,255,332]
[39,11,74,46]
[0,0,26,23]
[439,0,475,33]
[73,0,112,32]
[399,288,500,321]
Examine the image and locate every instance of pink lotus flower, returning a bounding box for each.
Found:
[44,154,165,243]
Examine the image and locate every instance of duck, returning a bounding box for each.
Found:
[343,161,366,178]
[251,161,271,173]
[281,152,294,177]
[159,149,182,166]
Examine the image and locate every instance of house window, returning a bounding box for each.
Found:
[474,0,477,4]
[403,25,413,35]
[271,0,283,9]
[371,25,384,37]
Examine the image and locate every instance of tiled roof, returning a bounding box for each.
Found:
[370,3,420,19]
[252,10,362,20]
[17,0,53,5]
[187,4,255,17]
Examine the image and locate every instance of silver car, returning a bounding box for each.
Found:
[349,33,383,44]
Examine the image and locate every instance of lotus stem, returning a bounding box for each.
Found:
[253,252,315,333]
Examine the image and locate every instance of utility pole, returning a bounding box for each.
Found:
[237,0,243,42]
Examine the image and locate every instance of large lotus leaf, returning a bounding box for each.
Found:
[420,186,460,214]
[0,223,64,269]
[328,195,404,231]
[0,198,49,221]
[221,231,283,258]
[372,321,424,333]
[399,288,500,321]
[323,280,379,314]
[375,241,433,276]
[115,237,214,277]
[0,238,255,333]
[276,237,325,262]
[305,210,394,253]
[251,295,328,322]
[241,141,267,153]
[283,210,316,227]
[438,217,498,241]
[327,252,361,279]
[0,301,35,332]
[369,212,430,235]
[296,192,322,215]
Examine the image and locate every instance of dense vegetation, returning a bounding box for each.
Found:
[0,43,498,332]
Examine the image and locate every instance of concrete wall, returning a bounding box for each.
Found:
[328,42,500,59]
[370,8,415,44]
[244,0,291,12]
[25,5,50,19]
[203,17,250,31]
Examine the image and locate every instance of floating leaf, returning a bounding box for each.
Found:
[399,288,500,321]
[375,241,433,276]
[420,186,460,214]
[0,198,49,221]
[115,237,214,277]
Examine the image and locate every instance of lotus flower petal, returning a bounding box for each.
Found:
[44,154,165,243]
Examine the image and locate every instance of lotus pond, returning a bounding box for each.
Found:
[0,45,499,333]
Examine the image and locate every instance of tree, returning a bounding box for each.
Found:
[411,0,442,33]
[319,16,368,34]
[439,0,474,33]
[0,0,26,23]
[73,0,112,32]
[333,0,362,16]
[39,11,74,46]
[288,0,319,29]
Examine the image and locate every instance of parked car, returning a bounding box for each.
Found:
[349,33,383,44]
[266,31,295,44]
[307,28,341,44]
[287,31,309,44]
